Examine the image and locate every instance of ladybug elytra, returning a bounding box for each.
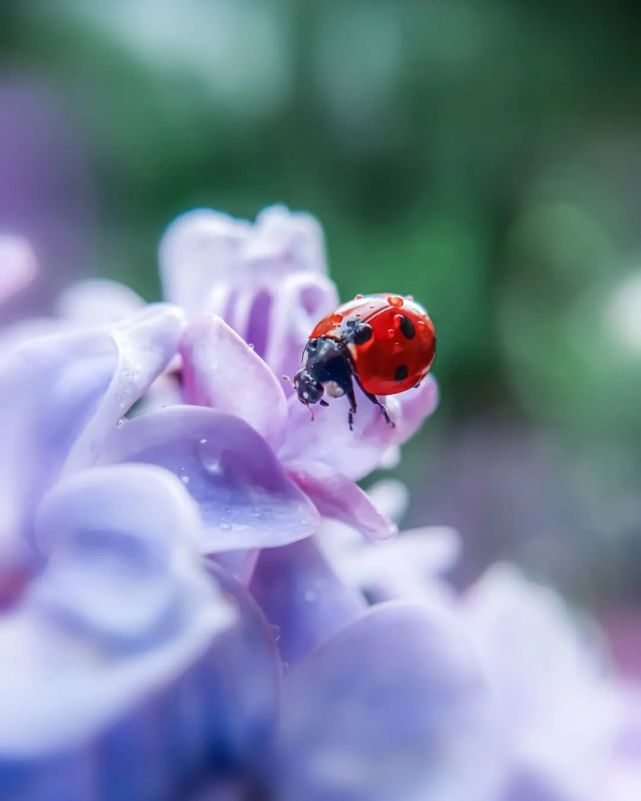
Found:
[293,294,436,429]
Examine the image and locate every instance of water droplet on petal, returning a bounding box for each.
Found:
[201,455,223,476]
[248,343,255,350]
[199,438,208,445]
[181,475,191,486]
[270,624,281,642]
[219,521,231,531]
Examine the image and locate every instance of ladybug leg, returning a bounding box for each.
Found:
[363,390,395,427]
[347,386,357,431]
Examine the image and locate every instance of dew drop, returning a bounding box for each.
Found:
[248,343,255,350]
[388,295,404,307]
[354,293,363,299]
[181,475,191,486]
[201,455,223,476]
[270,624,281,642]
[330,313,343,325]
[393,313,404,329]
[199,438,208,445]
[219,521,232,531]
[417,319,426,329]
[386,328,396,340]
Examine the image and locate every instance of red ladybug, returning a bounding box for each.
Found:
[293,293,436,428]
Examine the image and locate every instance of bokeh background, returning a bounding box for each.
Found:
[2,0,640,643]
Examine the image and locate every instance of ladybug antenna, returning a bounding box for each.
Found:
[307,404,315,422]
[281,374,294,389]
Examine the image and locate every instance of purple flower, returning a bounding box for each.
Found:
[0,206,506,801]
[461,565,625,801]
[88,206,439,555]
[322,514,641,801]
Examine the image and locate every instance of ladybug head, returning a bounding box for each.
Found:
[293,368,324,406]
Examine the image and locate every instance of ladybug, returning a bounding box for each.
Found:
[293,293,436,429]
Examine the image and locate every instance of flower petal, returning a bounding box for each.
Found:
[159,208,251,318]
[201,562,281,775]
[0,234,37,307]
[31,464,208,650]
[99,405,320,553]
[277,601,504,801]
[248,205,328,276]
[56,278,145,326]
[263,271,339,386]
[63,303,186,473]
[0,304,184,566]
[159,205,338,384]
[250,537,365,667]
[461,565,623,801]
[180,315,288,450]
[394,373,440,443]
[286,460,397,541]
[366,478,410,523]
[321,525,460,609]
[278,376,438,481]
[0,464,233,756]
[0,465,287,800]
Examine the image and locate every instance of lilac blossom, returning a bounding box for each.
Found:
[87,206,439,554]
[1,202,637,801]
[0,206,503,801]
[321,512,641,801]
[20,206,438,554]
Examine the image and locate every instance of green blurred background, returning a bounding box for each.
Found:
[2,0,641,608]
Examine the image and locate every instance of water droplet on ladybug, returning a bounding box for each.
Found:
[386,328,396,339]
[388,295,404,307]
[393,313,404,329]
[330,313,343,325]
[417,319,426,328]
[407,295,414,301]
[354,293,363,299]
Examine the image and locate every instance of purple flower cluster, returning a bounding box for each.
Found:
[0,207,638,801]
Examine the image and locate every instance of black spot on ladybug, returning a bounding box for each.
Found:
[399,315,415,340]
[395,364,409,382]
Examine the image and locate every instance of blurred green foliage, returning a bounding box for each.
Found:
[2,0,641,599]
